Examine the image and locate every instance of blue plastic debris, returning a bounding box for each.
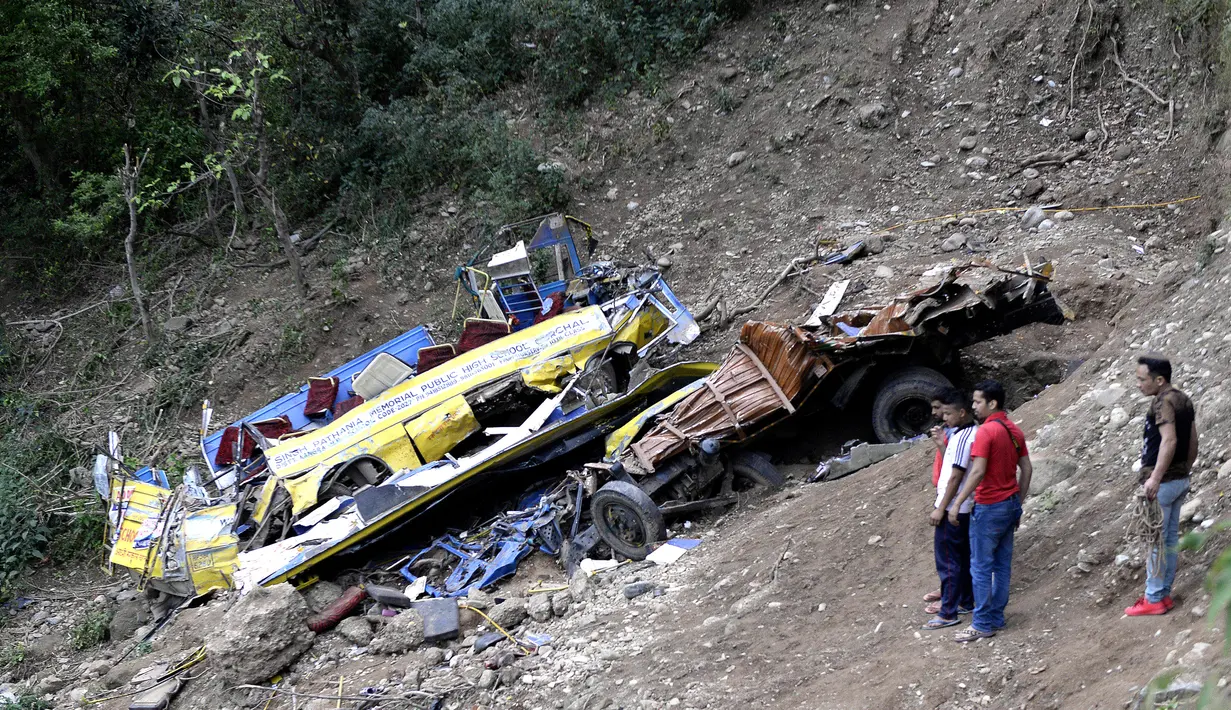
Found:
[400,497,563,598]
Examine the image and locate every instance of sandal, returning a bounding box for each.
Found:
[923,589,942,603]
[924,601,942,615]
[953,626,996,643]
[924,616,961,629]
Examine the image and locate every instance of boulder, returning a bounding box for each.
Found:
[1028,454,1078,495]
[487,598,528,630]
[299,581,345,613]
[109,597,151,642]
[369,609,425,655]
[336,616,374,647]
[205,583,315,685]
[527,593,554,622]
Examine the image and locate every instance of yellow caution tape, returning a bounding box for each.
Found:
[871,195,1202,235]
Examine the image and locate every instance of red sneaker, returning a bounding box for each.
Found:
[1125,596,1169,616]
[1162,596,1175,611]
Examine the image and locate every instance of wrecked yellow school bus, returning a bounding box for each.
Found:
[100,215,701,596]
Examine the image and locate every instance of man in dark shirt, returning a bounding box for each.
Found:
[1125,356,1199,616]
[949,380,1032,642]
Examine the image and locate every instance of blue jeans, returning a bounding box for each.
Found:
[970,495,1022,632]
[1146,477,1190,603]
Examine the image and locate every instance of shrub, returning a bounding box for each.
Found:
[69,608,113,650]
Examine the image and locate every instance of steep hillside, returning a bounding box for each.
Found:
[3,0,1231,707]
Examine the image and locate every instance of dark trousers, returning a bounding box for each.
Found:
[934,511,973,619]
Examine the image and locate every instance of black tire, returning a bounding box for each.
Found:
[870,365,953,443]
[728,450,785,490]
[591,480,666,561]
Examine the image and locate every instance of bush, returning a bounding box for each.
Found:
[0,395,90,596]
[69,608,113,650]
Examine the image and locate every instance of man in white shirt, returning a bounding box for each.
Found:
[924,388,977,629]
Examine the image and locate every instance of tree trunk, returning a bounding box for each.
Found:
[204,181,221,244]
[257,185,306,293]
[249,70,307,294]
[121,145,157,345]
[11,111,57,196]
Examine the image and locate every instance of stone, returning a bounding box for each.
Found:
[370,609,425,654]
[1145,236,1163,250]
[958,136,978,151]
[83,659,111,678]
[1112,144,1134,161]
[163,315,192,333]
[527,593,554,622]
[1022,168,1040,179]
[109,598,151,642]
[336,616,374,647]
[206,583,316,686]
[1066,125,1089,141]
[36,674,66,694]
[1180,498,1202,523]
[1054,210,1075,222]
[864,235,885,254]
[1037,219,1056,231]
[940,235,967,252]
[1219,460,1231,479]
[959,217,977,227]
[69,687,89,705]
[1029,454,1078,495]
[867,535,883,546]
[487,598,528,630]
[717,67,740,82]
[964,156,989,168]
[855,103,887,128]
[874,265,895,279]
[569,570,594,603]
[1098,257,1115,269]
[550,592,572,617]
[726,151,749,168]
[824,2,840,11]
[1183,642,1213,665]
[479,668,498,690]
[623,581,656,600]
[1085,129,1100,142]
[403,666,422,689]
[300,580,345,613]
[948,67,964,79]
[626,201,640,211]
[605,187,618,201]
[1191,604,1207,618]
[1093,384,1126,408]
[466,587,495,611]
[656,257,673,269]
[1108,407,1130,430]
[1023,179,1045,197]
[1021,205,1046,229]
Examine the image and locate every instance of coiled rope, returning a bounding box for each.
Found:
[1126,493,1164,553]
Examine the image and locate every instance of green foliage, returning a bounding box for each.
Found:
[0,396,84,595]
[69,608,112,650]
[51,172,125,257]
[0,643,26,669]
[0,695,51,710]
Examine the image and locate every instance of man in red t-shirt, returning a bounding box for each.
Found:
[947,380,1033,642]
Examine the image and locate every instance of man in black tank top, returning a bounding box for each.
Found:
[1125,356,1199,617]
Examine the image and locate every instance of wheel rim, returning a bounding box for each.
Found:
[599,500,648,547]
[890,397,933,437]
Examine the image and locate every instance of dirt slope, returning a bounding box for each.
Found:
[5,0,1231,707]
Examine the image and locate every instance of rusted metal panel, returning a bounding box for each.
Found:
[626,322,817,472]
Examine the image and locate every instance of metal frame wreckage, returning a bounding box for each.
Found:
[96,213,1068,601]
